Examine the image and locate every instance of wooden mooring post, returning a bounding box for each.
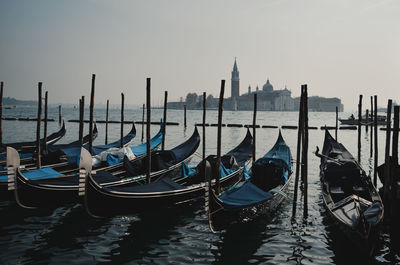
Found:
[358,95,363,163]
[89,74,95,155]
[202,92,206,161]
[374,95,378,186]
[383,99,392,205]
[79,96,84,145]
[184,104,187,128]
[105,99,109,144]
[141,103,145,143]
[391,106,399,219]
[302,84,309,219]
[253,93,257,162]
[216,80,225,195]
[0,82,4,145]
[146,78,151,184]
[335,106,338,140]
[292,86,304,218]
[370,96,373,158]
[120,93,125,148]
[58,105,62,125]
[162,91,168,150]
[36,82,42,168]
[44,91,48,153]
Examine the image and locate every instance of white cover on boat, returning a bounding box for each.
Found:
[92,147,136,167]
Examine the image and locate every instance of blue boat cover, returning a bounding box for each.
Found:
[221,163,235,178]
[255,131,292,172]
[182,161,196,178]
[0,152,33,161]
[106,129,163,166]
[130,129,163,157]
[105,177,185,193]
[219,181,273,209]
[23,167,65,180]
[243,165,251,180]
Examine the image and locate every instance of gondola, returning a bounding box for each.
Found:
[316,130,383,248]
[206,131,292,232]
[7,126,164,207]
[0,121,66,159]
[0,123,99,173]
[0,123,99,201]
[80,129,253,217]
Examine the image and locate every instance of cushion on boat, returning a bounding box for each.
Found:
[23,167,65,180]
[92,170,121,184]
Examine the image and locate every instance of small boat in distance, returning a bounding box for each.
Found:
[339,114,386,126]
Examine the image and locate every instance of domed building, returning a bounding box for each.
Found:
[262,79,273,92]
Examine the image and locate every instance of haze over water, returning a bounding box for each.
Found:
[0,106,396,264]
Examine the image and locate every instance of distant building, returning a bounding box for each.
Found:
[168,58,344,112]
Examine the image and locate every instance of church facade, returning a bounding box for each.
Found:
[225,59,295,111]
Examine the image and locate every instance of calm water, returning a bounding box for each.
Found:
[0,105,397,264]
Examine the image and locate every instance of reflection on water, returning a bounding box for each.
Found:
[0,106,398,264]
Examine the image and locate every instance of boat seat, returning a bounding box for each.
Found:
[330,186,344,194]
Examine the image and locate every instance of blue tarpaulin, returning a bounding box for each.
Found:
[256,131,292,172]
[182,161,196,178]
[219,181,273,209]
[22,167,65,180]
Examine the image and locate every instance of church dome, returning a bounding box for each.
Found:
[262,79,273,92]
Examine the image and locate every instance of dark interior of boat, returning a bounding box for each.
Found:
[323,160,372,203]
[251,162,283,192]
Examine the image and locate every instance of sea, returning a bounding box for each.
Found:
[0,105,398,265]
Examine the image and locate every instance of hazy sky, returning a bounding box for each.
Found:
[0,0,399,110]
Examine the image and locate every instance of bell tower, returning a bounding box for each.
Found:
[231,58,240,99]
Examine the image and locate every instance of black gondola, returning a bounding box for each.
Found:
[8,126,166,208]
[0,121,66,159]
[80,129,253,217]
[206,131,292,232]
[316,130,383,248]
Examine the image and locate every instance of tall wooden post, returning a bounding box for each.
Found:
[366,109,369,132]
[162,91,168,150]
[391,106,399,218]
[146,78,151,183]
[0,82,3,146]
[58,105,62,126]
[216,80,225,195]
[141,103,145,143]
[184,104,187,128]
[79,96,84,145]
[202,92,206,161]
[374,95,378,186]
[393,106,399,164]
[370,96,374,158]
[252,93,257,162]
[384,99,392,204]
[292,88,304,218]
[105,99,109,144]
[358,95,363,163]
[335,106,338,140]
[302,85,309,218]
[44,91,48,153]
[89,74,95,155]
[36,82,42,168]
[120,93,124,148]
